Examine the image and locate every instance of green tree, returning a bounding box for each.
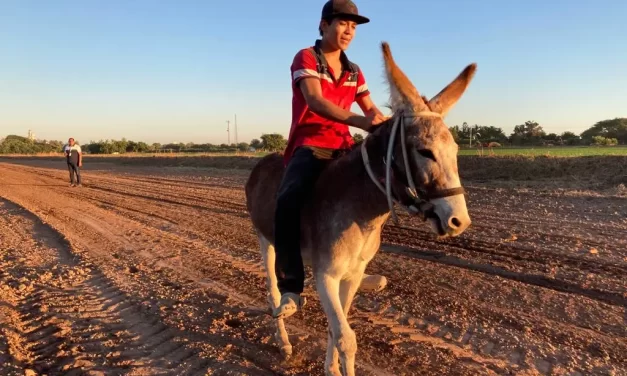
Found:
[5,135,31,143]
[543,133,559,145]
[0,138,31,153]
[113,138,129,153]
[560,131,581,145]
[581,118,627,144]
[250,139,262,149]
[125,140,139,152]
[451,123,507,145]
[591,136,618,146]
[0,135,65,154]
[136,142,150,152]
[510,120,545,145]
[476,126,507,143]
[260,133,287,152]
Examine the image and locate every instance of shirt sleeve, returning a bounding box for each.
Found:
[291,49,319,86]
[76,145,82,153]
[355,67,370,101]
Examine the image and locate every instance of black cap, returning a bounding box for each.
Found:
[321,0,370,25]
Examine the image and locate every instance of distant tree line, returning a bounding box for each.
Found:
[1,118,625,155]
[79,134,291,154]
[0,135,64,154]
[81,139,252,154]
[449,118,626,147]
[0,133,289,155]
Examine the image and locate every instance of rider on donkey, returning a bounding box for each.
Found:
[273,0,388,319]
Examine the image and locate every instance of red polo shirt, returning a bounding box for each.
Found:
[283,40,370,165]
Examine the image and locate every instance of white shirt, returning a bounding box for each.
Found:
[63,144,82,154]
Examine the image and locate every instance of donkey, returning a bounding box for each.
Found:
[245,41,476,376]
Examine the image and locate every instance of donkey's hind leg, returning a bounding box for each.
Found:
[258,234,293,357]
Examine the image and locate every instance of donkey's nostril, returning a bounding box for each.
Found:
[450,217,462,228]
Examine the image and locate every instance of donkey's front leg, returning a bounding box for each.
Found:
[316,273,358,376]
[325,328,341,376]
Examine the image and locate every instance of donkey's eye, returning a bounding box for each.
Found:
[418,149,436,162]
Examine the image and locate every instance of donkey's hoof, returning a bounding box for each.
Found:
[279,344,293,358]
[325,366,342,376]
[273,293,306,319]
[360,274,387,293]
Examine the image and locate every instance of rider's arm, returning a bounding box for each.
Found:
[354,67,387,129]
[299,78,372,131]
[356,94,385,119]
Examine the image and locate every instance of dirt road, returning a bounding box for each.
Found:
[0,160,625,375]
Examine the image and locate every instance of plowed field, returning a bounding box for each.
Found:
[1,159,625,376]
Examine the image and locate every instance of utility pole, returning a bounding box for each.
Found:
[462,122,471,147]
[226,120,230,145]
[234,114,238,145]
[468,125,472,148]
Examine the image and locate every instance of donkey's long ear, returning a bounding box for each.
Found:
[381,42,429,112]
[428,63,477,117]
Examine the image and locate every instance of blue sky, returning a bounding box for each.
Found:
[1,0,626,144]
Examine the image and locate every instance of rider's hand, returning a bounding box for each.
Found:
[364,113,389,132]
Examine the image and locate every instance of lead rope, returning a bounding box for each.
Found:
[361,110,444,224]
[385,115,402,223]
[400,112,418,198]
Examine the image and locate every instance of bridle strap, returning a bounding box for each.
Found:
[361,110,465,223]
[423,187,465,200]
[384,113,401,222]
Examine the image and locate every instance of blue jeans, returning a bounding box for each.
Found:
[274,147,329,295]
[67,163,81,185]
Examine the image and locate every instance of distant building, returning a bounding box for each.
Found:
[27,129,35,141]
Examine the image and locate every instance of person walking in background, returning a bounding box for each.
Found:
[63,137,82,187]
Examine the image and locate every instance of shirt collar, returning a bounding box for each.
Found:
[314,39,351,71]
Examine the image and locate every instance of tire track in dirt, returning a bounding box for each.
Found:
[350,296,589,376]
[86,182,248,218]
[351,271,624,376]
[0,198,219,375]
[383,219,626,297]
[381,243,626,307]
[386,224,626,277]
